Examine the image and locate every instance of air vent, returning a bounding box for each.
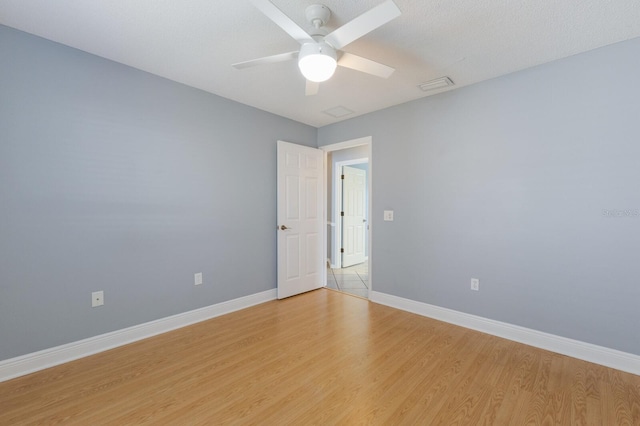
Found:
[418,77,454,92]
[323,106,354,118]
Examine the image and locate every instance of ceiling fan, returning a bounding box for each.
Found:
[233,0,401,95]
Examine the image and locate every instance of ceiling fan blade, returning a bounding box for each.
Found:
[337,52,395,78]
[305,80,319,96]
[250,0,314,44]
[232,51,298,69]
[324,0,401,50]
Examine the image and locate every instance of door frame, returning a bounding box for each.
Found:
[321,136,372,298]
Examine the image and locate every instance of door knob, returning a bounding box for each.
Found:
[280,225,291,231]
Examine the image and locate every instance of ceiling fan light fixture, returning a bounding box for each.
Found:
[298,42,337,82]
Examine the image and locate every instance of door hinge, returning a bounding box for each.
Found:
[340,248,344,253]
[340,211,344,216]
[341,174,344,179]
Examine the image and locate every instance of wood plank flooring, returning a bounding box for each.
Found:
[1,289,639,425]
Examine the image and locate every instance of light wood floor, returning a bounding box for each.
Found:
[1,289,639,425]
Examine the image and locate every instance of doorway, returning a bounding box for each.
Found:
[327,262,369,298]
[322,137,372,299]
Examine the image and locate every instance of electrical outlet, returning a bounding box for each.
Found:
[92,291,104,307]
[471,278,479,291]
[194,272,203,286]
[383,210,394,221]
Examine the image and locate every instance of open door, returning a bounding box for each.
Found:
[341,165,367,267]
[277,141,324,299]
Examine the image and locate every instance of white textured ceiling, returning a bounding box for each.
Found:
[1,0,640,127]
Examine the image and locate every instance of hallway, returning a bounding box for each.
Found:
[326,262,368,298]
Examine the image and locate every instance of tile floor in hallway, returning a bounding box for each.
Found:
[326,262,369,298]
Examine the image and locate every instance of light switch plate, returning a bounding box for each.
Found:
[384,210,394,221]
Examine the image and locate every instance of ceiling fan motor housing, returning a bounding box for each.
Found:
[299,41,336,60]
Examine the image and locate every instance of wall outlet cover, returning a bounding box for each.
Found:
[471,278,479,291]
[194,272,203,286]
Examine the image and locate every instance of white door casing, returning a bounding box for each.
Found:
[341,165,366,267]
[277,141,324,299]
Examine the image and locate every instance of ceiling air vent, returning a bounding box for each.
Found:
[323,106,354,118]
[418,77,454,92]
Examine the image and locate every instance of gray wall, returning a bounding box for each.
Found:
[3,21,639,362]
[318,37,640,356]
[0,25,316,361]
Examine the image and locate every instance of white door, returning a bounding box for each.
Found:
[341,165,366,267]
[277,140,324,299]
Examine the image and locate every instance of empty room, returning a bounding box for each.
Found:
[1,0,640,424]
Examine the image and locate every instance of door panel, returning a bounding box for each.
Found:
[305,177,318,219]
[285,234,300,280]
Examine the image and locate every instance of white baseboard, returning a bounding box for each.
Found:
[0,289,277,383]
[370,291,640,376]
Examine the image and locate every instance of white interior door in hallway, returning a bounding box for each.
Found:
[341,165,366,267]
[277,141,324,299]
